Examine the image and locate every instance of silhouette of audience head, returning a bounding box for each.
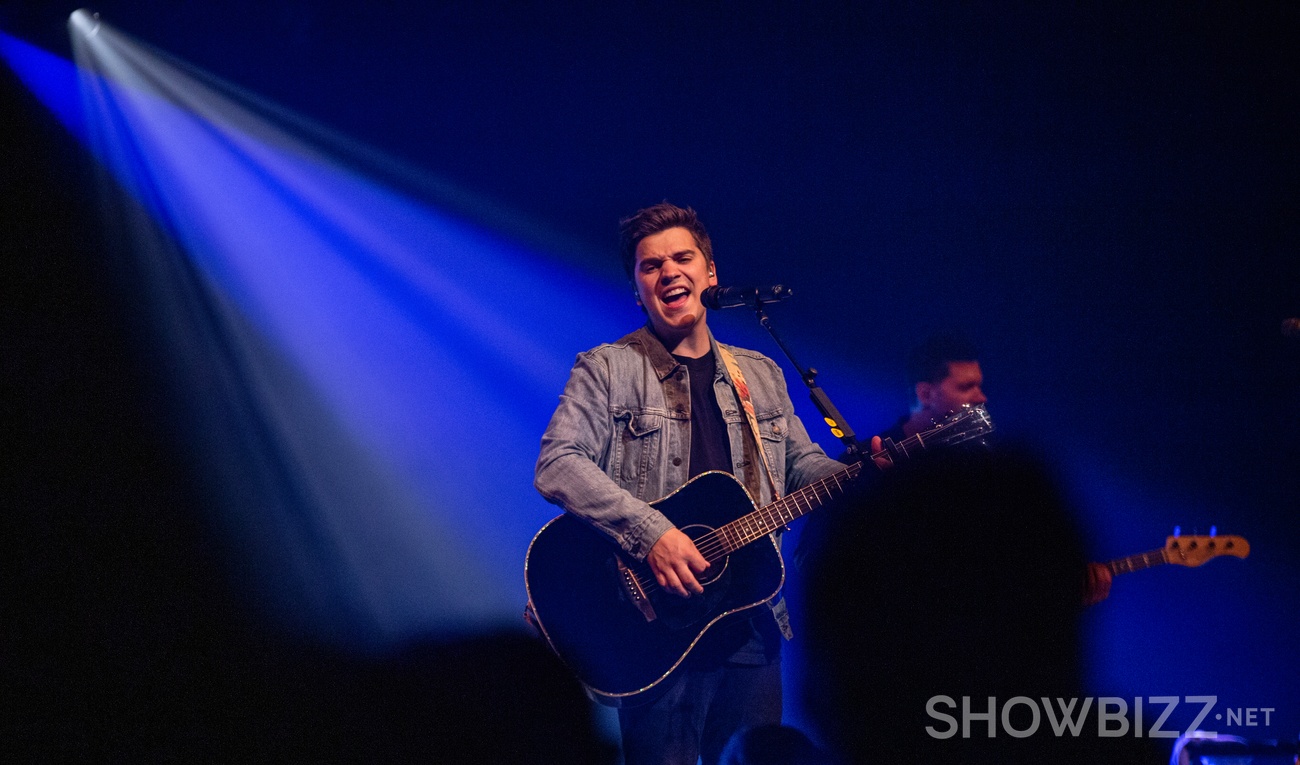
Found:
[800,447,1090,763]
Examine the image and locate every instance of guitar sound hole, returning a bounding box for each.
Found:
[680,523,728,586]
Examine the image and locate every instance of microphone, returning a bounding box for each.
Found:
[1283,318,1300,337]
[702,284,793,310]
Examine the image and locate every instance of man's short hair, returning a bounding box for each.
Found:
[618,202,714,279]
[906,332,980,386]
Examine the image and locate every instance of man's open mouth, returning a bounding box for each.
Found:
[661,287,689,307]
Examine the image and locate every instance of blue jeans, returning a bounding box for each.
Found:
[617,661,782,765]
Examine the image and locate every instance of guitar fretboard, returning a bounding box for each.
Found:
[1105,549,1167,575]
[709,462,862,559]
[697,405,992,564]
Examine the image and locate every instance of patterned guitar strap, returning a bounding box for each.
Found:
[717,345,782,510]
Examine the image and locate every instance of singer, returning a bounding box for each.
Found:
[533,202,882,765]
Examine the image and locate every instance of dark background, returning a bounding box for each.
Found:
[5,0,1298,756]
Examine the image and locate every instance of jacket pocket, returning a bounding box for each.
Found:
[756,412,788,493]
[616,412,663,496]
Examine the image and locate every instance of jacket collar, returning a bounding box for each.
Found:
[632,325,724,383]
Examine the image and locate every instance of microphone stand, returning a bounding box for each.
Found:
[748,300,863,460]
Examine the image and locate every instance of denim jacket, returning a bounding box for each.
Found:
[534,325,843,565]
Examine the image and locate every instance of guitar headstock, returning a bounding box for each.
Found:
[1163,534,1250,567]
[922,403,996,449]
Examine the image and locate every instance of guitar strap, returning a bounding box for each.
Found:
[718,344,794,641]
[717,345,781,503]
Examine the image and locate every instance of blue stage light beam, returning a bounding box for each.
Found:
[2,12,639,649]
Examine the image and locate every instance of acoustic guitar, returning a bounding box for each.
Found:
[524,404,995,707]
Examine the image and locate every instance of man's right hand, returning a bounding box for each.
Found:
[646,528,710,598]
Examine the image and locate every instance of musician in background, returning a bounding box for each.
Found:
[890,332,988,443]
[809,332,1111,606]
[534,202,869,765]
[911,333,1113,605]
[800,447,1158,764]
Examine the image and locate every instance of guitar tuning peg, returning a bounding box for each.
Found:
[1172,526,1181,537]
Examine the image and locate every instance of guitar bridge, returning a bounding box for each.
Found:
[616,558,658,623]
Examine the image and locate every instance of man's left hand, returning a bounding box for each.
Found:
[1083,562,1113,606]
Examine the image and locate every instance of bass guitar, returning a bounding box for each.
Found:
[524,404,994,707]
[1106,533,1249,576]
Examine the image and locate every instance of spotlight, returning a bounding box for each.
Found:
[69,9,102,37]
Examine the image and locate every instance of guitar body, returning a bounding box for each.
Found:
[524,405,997,707]
[524,471,784,707]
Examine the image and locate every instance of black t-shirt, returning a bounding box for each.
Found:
[672,353,731,477]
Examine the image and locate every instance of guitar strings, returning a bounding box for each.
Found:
[628,464,861,596]
[686,408,980,563]
[624,407,990,596]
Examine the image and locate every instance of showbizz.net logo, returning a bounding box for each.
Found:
[925,695,1277,739]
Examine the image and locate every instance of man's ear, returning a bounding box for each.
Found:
[915,381,933,409]
[707,260,718,286]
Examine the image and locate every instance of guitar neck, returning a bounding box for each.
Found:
[1105,549,1167,576]
[714,462,864,556]
[710,409,993,558]
[1104,535,1247,576]
[712,418,982,556]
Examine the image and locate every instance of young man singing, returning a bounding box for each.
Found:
[534,203,863,764]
